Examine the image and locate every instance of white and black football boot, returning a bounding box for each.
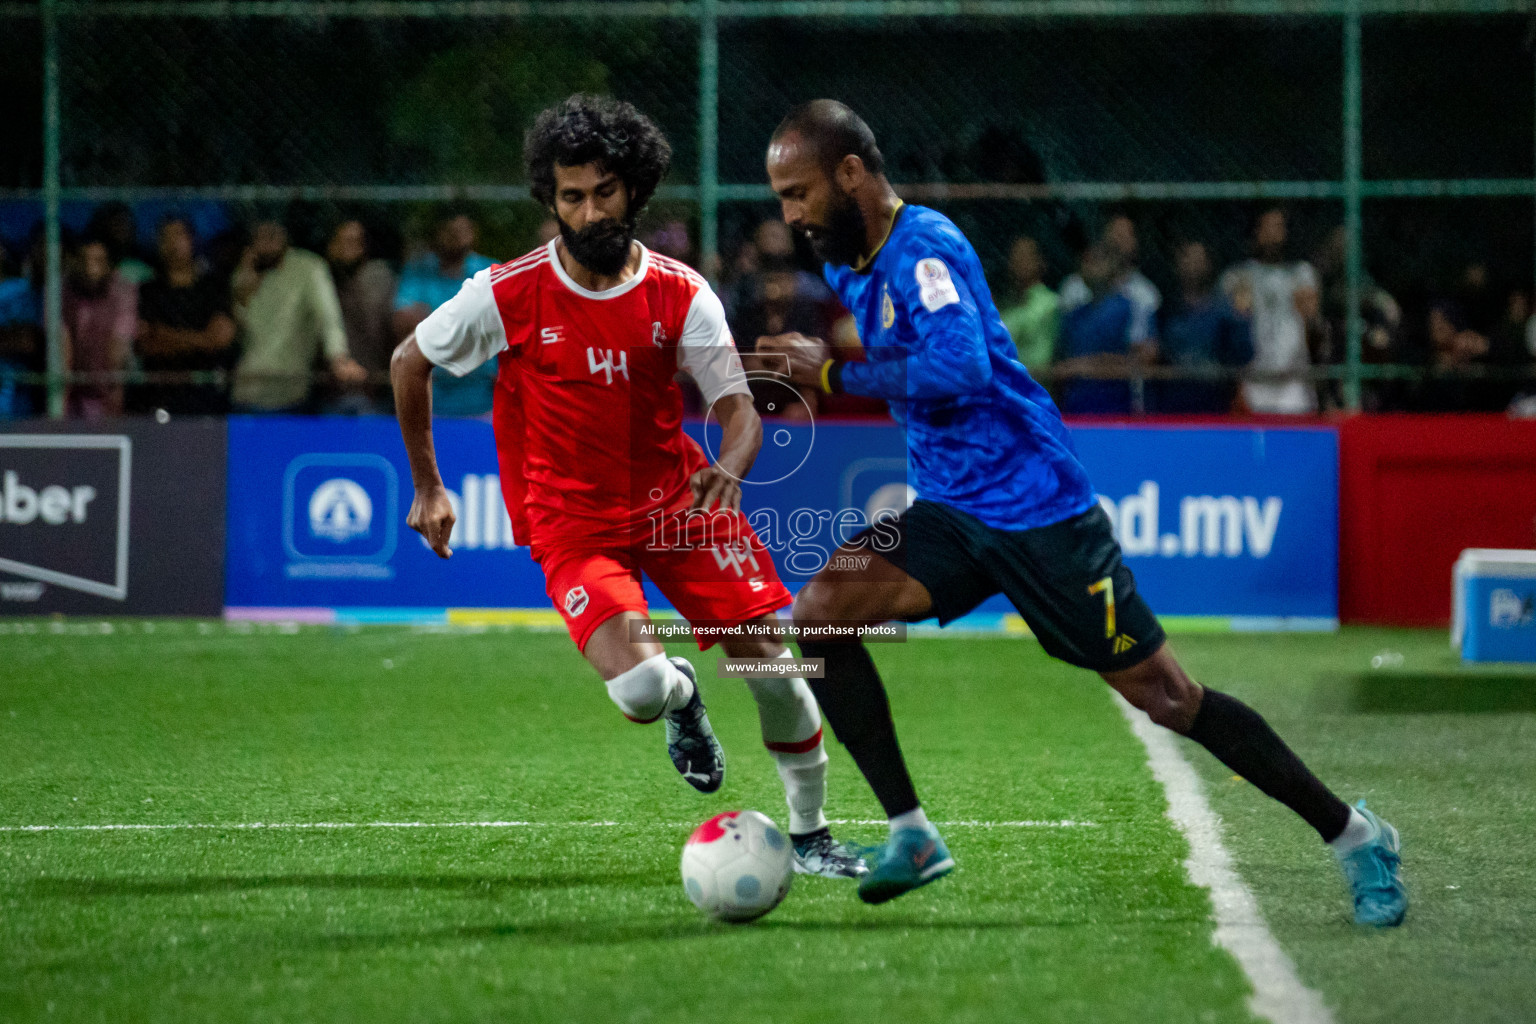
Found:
[664,657,725,793]
[791,826,870,879]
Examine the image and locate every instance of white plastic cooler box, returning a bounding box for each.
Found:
[1452,549,1536,663]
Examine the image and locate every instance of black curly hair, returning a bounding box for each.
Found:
[525,95,672,214]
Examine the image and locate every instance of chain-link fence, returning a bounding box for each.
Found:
[1,0,1533,417]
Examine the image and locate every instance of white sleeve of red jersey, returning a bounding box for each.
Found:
[414,268,508,377]
[677,285,750,407]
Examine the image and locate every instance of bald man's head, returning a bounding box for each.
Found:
[771,99,884,178]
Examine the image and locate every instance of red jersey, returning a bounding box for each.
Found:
[415,240,749,551]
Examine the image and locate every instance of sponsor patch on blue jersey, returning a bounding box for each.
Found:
[914,258,960,312]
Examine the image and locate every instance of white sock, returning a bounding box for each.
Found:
[1329,807,1376,856]
[666,658,696,711]
[889,807,931,835]
[746,650,828,836]
[774,749,829,835]
[604,654,692,723]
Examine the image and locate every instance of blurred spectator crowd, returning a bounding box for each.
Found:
[0,203,502,420]
[1,201,1533,422]
[989,208,1536,417]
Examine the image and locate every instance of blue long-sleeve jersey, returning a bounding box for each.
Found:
[825,204,1096,531]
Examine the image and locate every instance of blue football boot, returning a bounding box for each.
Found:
[1336,801,1407,927]
[857,826,955,904]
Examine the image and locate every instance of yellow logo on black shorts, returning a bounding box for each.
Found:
[1112,633,1137,655]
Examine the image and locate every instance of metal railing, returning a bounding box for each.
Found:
[2,0,1533,417]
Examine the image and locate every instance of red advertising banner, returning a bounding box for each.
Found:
[1340,414,1536,626]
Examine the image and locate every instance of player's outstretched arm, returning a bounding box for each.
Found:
[390,332,456,558]
[690,392,761,513]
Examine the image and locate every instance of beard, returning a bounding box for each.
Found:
[802,190,869,266]
[559,213,636,277]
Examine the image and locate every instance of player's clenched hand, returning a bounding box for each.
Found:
[754,332,829,387]
[689,464,742,514]
[407,485,456,558]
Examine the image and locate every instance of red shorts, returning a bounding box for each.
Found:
[534,507,793,652]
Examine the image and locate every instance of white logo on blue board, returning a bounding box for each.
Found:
[309,478,373,543]
[1489,588,1533,629]
[1096,481,1283,559]
[282,454,398,576]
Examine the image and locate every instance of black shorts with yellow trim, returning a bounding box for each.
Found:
[857,499,1165,674]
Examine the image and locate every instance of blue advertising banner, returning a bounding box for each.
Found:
[225,416,547,616]
[1071,425,1337,624]
[688,419,1337,624]
[224,417,1335,626]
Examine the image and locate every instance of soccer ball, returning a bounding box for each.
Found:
[680,810,793,923]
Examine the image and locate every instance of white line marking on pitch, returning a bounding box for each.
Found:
[1115,694,1334,1024]
[0,819,1096,834]
[0,821,558,833]
[828,818,1097,828]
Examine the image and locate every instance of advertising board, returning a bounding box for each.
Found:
[225,417,1335,627]
[0,419,226,616]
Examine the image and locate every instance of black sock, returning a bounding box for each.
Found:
[799,640,920,819]
[1186,689,1351,842]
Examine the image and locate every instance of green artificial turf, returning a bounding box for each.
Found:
[1174,628,1536,1024]
[2,621,1533,1022]
[1,622,1245,1024]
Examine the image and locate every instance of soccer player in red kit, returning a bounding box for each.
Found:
[390,95,864,878]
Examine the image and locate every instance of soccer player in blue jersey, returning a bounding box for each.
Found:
[757,100,1407,924]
